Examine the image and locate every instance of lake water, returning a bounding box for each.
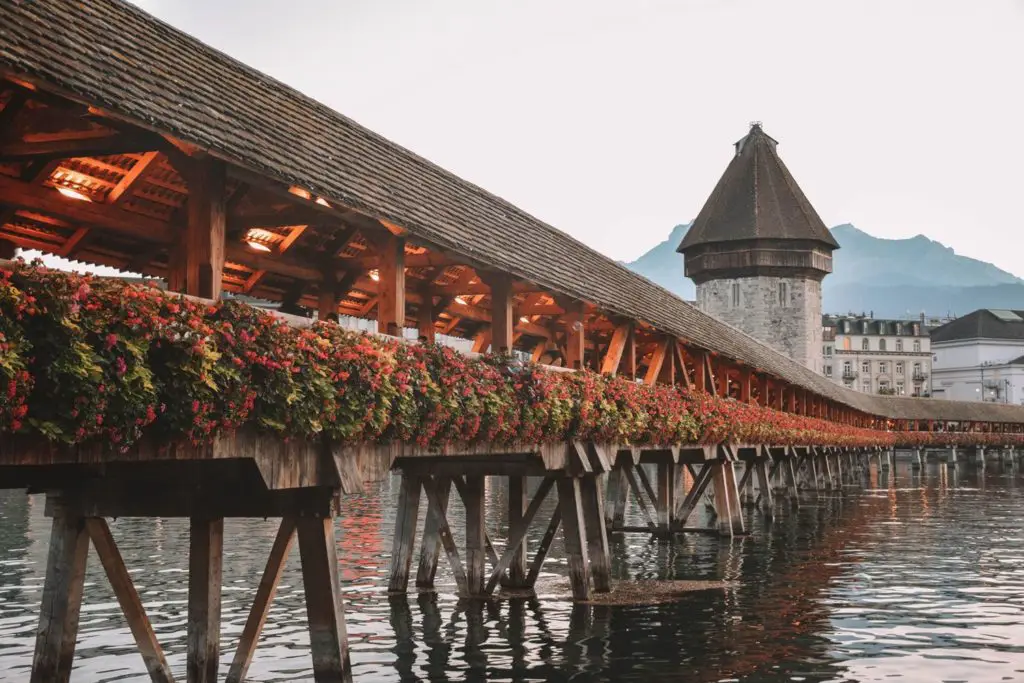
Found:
[2,460,1024,682]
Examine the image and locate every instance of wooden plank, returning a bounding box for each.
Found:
[86,518,176,683]
[605,463,627,529]
[710,461,734,537]
[674,341,693,388]
[387,474,421,593]
[526,507,562,586]
[451,475,500,567]
[226,518,296,683]
[377,235,406,334]
[296,516,352,683]
[556,477,592,600]
[624,325,637,379]
[187,517,224,683]
[656,462,673,532]
[415,477,451,589]
[673,463,713,530]
[31,510,89,683]
[507,475,529,587]
[600,323,630,375]
[421,476,468,595]
[755,460,774,518]
[485,476,555,593]
[417,291,436,343]
[579,475,611,592]
[0,131,166,162]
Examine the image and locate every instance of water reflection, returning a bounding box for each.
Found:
[1,460,1023,681]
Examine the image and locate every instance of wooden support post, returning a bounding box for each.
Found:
[755,460,774,519]
[296,516,352,682]
[645,339,670,385]
[556,478,592,600]
[181,157,227,298]
[31,510,89,683]
[621,462,658,530]
[86,518,176,683]
[417,292,436,343]
[486,477,555,593]
[656,462,674,533]
[416,477,451,589]
[579,474,611,592]
[464,475,487,597]
[485,273,514,354]
[318,282,339,322]
[692,349,707,393]
[0,237,16,259]
[673,464,713,530]
[711,460,734,537]
[723,459,745,534]
[421,477,468,595]
[227,517,296,683]
[563,301,585,370]
[605,462,627,530]
[377,235,406,334]
[507,475,529,587]
[624,326,637,380]
[187,517,224,683]
[389,474,422,593]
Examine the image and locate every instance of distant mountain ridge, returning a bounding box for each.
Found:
[624,223,1024,319]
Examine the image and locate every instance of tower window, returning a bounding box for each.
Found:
[731,283,740,307]
[778,282,788,307]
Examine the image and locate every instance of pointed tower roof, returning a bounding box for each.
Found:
[678,123,839,252]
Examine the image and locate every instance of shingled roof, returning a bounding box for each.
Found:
[1,0,1022,425]
[678,124,840,252]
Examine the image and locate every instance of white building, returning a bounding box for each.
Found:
[930,309,1024,404]
[822,315,932,396]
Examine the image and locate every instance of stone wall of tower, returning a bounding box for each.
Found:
[696,275,822,373]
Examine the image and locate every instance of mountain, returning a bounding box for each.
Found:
[624,223,1024,318]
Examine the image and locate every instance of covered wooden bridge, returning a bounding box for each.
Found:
[2,1,1023,682]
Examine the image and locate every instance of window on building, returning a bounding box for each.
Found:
[843,337,851,351]
[825,345,833,356]
[879,361,888,374]
[825,365,833,377]
[844,380,854,388]
[861,338,869,351]
[913,340,921,352]
[879,339,887,351]
[731,283,740,307]
[843,361,852,375]
[861,361,870,374]
[896,339,904,352]
[778,282,788,307]
[896,362,904,375]
[896,381,905,395]
[913,362,922,377]
[861,381,871,393]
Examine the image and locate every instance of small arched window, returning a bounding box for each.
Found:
[861,338,869,351]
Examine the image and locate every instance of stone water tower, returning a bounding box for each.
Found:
[677,123,839,372]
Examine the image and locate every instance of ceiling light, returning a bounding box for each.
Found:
[244,228,275,252]
[369,269,380,282]
[519,316,530,323]
[246,240,272,252]
[454,296,468,306]
[56,187,92,202]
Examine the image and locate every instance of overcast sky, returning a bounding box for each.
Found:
[130,0,1024,274]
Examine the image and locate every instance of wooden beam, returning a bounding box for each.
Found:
[0,131,167,162]
[56,227,88,258]
[376,235,406,335]
[563,300,585,370]
[600,323,631,376]
[226,518,295,683]
[296,516,352,681]
[644,338,670,385]
[108,151,159,205]
[85,518,176,683]
[624,325,637,380]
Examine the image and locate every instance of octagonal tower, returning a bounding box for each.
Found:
[678,123,839,372]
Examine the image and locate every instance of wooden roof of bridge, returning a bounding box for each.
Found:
[1,0,1022,426]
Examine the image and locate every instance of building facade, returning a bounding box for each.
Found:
[822,315,931,396]
[930,309,1024,404]
[678,124,838,372]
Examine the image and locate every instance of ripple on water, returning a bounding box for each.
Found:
[2,462,1024,680]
